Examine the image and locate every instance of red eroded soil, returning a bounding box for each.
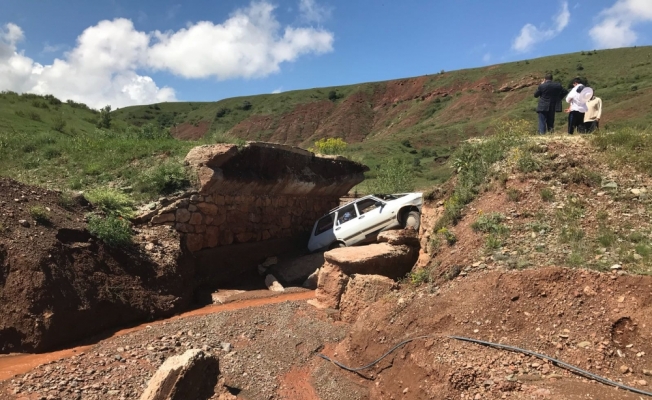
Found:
[170,121,211,140]
[0,178,194,353]
[324,267,652,399]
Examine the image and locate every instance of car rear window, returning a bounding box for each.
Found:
[315,215,334,236]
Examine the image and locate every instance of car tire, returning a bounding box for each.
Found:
[328,241,346,250]
[401,211,421,230]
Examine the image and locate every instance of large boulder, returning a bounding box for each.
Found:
[313,231,420,310]
[340,274,397,323]
[139,349,220,400]
[323,242,418,279]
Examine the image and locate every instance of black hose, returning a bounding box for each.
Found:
[316,335,435,372]
[316,335,652,397]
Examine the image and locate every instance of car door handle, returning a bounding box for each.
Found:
[335,227,341,231]
[359,215,365,219]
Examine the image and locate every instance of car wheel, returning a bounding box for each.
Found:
[328,241,346,250]
[402,211,421,230]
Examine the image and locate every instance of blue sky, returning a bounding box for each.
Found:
[1,0,651,108]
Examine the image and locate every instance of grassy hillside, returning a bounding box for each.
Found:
[114,46,652,189]
[1,47,651,200]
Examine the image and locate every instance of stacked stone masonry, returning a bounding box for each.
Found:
[150,193,338,252]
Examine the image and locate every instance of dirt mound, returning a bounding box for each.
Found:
[0,178,194,353]
[325,267,652,399]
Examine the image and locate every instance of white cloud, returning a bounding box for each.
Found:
[272,87,282,93]
[589,0,652,48]
[0,1,334,108]
[482,53,491,63]
[148,2,333,79]
[512,2,570,52]
[0,20,175,109]
[299,0,331,23]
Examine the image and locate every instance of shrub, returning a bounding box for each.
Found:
[215,107,230,118]
[437,227,457,245]
[516,151,539,173]
[540,187,555,202]
[560,226,585,243]
[88,215,132,247]
[51,112,66,132]
[472,212,508,235]
[366,158,414,194]
[29,206,50,224]
[485,233,502,251]
[507,188,522,202]
[309,137,347,155]
[97,105,112,129]
[28,111,42,121]
[328,90,338,101]
[86,188,134,218]
[58,191,76,210]
[135,161,190,196]
[407,268,431,285]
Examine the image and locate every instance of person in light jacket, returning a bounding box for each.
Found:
[583,94,602,133]
[565,78,589,134]
[534,73,566,134]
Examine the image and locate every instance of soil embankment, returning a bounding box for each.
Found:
[0,178,194,353]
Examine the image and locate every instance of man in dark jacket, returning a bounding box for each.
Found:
[534,73,566,134]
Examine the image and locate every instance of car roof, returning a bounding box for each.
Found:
[320,192,417,217]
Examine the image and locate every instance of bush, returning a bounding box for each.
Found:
[472,212,509,235]
[406,267,431,285]
[437,227,457,245]
[135,161,190,196]
[507,188,522,202]
[28,111,42,121]
[215,107,230,118]
[29,205,50,224]
[88,215,132,247]
[309,137,347,155]
[86,187,134,218]
[97,105,112,129]
[516,151,539,173]
[328,90,339,101]
[540,187,555,202]
[51,112,66,132]
[366,158,414,194]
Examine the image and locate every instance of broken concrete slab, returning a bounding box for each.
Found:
[139,349,219,400]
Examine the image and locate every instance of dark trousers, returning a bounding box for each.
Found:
[537,110,556,134]
[584,120,599,133]
[568,111,585,134]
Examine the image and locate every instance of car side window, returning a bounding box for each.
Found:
[336,204,358,225]
[356,198,383,215]
[314,214,334,236]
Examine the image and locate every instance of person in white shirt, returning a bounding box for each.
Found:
[583,94,602,133]
[564,78,589,134]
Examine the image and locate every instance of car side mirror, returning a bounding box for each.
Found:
[375,201,383,208]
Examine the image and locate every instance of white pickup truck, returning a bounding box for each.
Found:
[307,193,423,252]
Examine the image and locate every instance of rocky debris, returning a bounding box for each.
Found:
[264,274,285,292]
[257,256,278,275]
[302,268,320,289]
[1,300,347,400]
[140,349,219,400]
[497,75,539,92]
[269,252,325,285]
[340,274,397,323]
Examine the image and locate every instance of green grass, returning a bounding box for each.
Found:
[540,187,555,202]
[472,212,509,235]
[87,215,132,248]
[592,127,652,176]
[29,205,51,225]
[85,188,135,218]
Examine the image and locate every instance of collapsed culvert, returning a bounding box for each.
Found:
[137,142,368,298]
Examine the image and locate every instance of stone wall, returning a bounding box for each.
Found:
[150,193,338,252]
[140,142,367,256]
